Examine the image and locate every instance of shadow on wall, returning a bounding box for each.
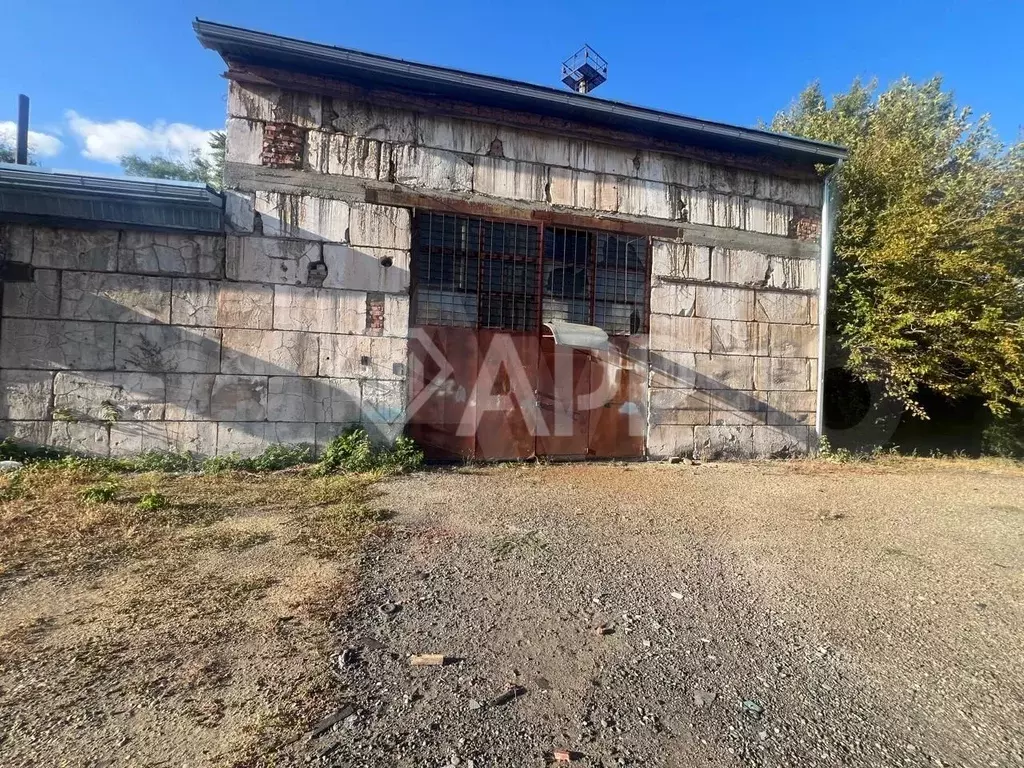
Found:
[0,216,824,460]
[0,225,413,458]
[646,350,815,458]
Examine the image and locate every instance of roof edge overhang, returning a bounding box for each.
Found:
[0,164,225,234]
[194,19,847,167]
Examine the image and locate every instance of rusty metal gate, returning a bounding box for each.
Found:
[407,211,649,461]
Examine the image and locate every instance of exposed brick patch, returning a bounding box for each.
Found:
[790,207,821,242]
[261,122,305,169]
[366,292,385,336]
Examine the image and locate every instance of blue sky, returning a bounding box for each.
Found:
[2,0,1022,174]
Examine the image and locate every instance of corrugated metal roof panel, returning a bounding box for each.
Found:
[0,164,224,233]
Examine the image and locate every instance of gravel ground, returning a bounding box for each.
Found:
[309,460,1024,768]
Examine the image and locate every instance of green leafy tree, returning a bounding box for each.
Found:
[119,130,225,189]
[0,139,37,165]
[207,130,225,187]
[771,78,1024,418]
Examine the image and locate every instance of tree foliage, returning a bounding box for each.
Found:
[771,78,1024,417]
[119,130,225,189]
[0,139,37,165]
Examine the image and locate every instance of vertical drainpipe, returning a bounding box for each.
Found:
[814,160,842,448]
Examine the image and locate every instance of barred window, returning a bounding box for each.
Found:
[413,211,539,331]
[412,212,648,335]
[542,227,648,335]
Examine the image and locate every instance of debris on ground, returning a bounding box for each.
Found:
[309,463,1024,766]
[742,699,765,717]
[336,647,362,668]
[308,705,356,739]
[490,685,527,707]
[409,654,447,666]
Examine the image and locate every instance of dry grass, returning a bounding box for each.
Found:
[0,464,389,767]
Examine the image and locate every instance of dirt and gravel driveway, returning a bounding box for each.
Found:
[322,460,1024,768]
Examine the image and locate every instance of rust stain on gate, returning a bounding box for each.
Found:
[407,210,650,461]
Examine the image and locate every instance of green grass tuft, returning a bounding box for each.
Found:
[81,481,120,504]
[137,490,168,511]
[314,427,423,475]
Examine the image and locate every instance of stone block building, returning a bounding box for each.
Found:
[0,21,846,461]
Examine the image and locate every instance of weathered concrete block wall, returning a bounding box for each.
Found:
[222,79,824,460]
[0,223,407,457]
[0,78,822,461]
[645,242,818,460]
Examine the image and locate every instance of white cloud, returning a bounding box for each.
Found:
[65,110,217,164]
[0,121,64,158]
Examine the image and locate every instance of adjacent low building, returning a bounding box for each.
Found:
[0,21,846,461]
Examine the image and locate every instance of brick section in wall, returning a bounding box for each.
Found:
[262,122,305,169]
[366,292,385,336]
[791,207,822,243]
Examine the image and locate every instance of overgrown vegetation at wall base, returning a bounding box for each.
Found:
[771,78,1024,432]
[200,444,313,474]
[316,429,424,475]
[0,427,424,477]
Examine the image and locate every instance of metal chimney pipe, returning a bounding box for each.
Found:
[16,95,29,165]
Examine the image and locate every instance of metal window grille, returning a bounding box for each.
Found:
[413,212,648,335]
[542,227,648,335]
[413,211,539,331]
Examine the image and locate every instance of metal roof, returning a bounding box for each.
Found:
[194,19,847,166]
[0,164,224,233]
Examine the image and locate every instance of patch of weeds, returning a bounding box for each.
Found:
[817,435,902,464]
[817,435,854,463]
[314,428,423,475]
[454,462,485,475]
[983,409,1024,459]
[81,481,120,504]
[0,471,27,501]
[202,444,313,474]
[137,490,168,511]
[119,450,199,473]
[99,400,120,424]
[0,438,63,464]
